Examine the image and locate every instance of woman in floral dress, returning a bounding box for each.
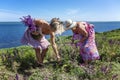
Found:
[64,19,100,64]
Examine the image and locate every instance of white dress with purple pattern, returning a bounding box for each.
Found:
[72,23,100,61]
[21,28,50,50]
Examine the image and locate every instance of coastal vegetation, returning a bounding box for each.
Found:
[0,29,120,80]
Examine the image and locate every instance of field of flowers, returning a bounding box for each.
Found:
[0,29,120,80]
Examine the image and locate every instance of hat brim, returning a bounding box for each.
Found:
[65,22,77,30]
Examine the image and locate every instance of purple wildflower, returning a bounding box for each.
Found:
[108,39,114,45]
[101,65,108,73]
[112,74,118,80]
[15,74,19,80]
[20,15,36,32]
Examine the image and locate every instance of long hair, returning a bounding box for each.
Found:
[50,18,60,31]
[50,18,65,35]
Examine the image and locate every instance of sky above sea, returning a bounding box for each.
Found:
[0,0,120,22]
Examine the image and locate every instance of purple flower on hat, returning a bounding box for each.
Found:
[20,15,36,32]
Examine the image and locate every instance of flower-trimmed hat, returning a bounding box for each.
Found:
[20,15,36,32]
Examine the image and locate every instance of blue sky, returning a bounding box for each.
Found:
[0,0,120,21]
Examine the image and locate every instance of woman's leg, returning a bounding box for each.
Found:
[34,48,43,64]
[41,48,48,62]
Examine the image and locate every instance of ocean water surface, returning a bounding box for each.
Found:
[0,21,120,48]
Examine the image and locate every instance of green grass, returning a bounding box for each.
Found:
[0,29,120,80]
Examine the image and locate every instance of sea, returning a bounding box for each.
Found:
[0,21,120,48]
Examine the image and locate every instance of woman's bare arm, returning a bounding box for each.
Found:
[50,32,60,58]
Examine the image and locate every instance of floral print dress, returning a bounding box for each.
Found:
[72,22,100,61]
[21,28,50,50]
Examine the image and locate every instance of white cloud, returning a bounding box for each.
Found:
[66,9,79,15]
[0,9,27,21]
[64,8,120,21]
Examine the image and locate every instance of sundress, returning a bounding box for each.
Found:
[72,22,100,61]
[21,28,50,50]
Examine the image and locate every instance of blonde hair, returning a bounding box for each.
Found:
[54,23,65,35]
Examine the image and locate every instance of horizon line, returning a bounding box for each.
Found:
[0,21,120,23]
